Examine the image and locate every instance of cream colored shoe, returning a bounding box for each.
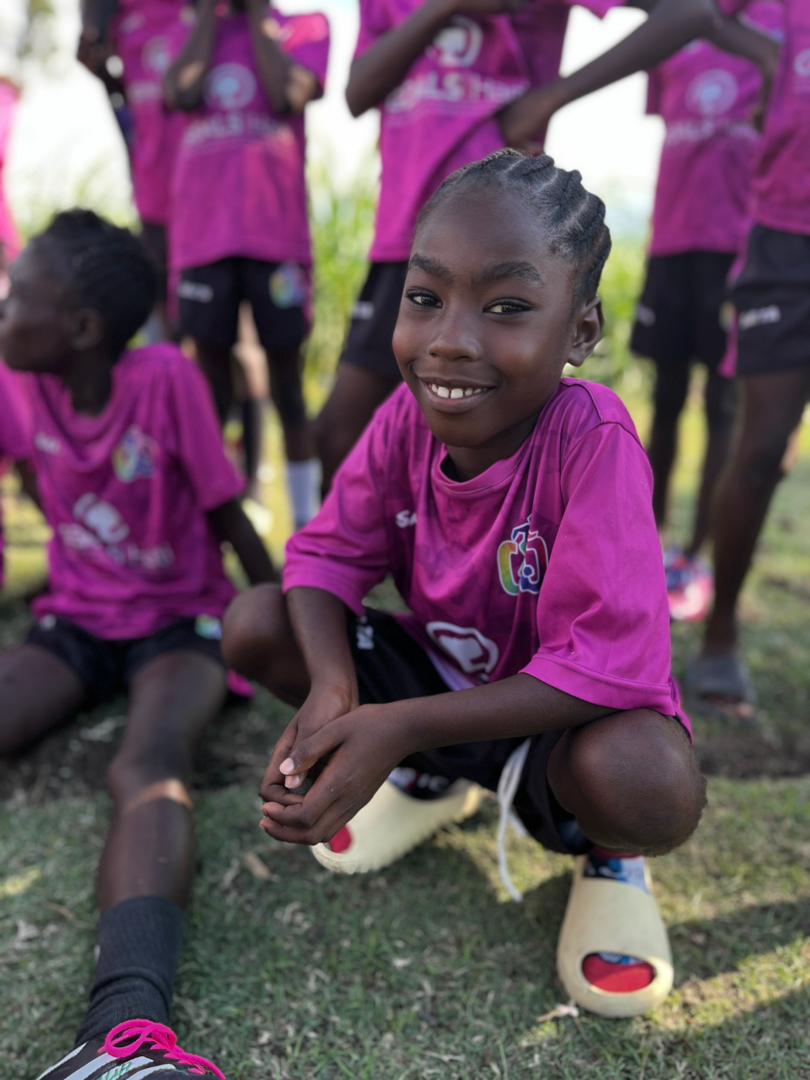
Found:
[312,779,483,874]
[556,855,673,1018]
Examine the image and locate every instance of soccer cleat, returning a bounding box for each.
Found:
[312,777,482,874]
[35,1019,227,1080]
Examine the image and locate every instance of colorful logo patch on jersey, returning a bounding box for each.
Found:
[195,615,223,641]
[497,518,549,597]
[143,36,171,76]
[206,62,257,110]
[686,69,738,117]
[113,426,158,483]
[269,262,308,309]
[428,16,483,68]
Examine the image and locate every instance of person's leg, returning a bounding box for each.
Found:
[315,363,399,492]
[76,648,226,1044]
[222,583,309,705]
[703,368,810,661]
[0,645,84,755]
[177,261,240,423]
[646,359,691,530]
[685,368,737,558]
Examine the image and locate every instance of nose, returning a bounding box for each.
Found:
[427,304,481,363]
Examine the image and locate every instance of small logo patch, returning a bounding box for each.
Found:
[113,426,158,483]
[195,615,223,641]
[269,262,307,309]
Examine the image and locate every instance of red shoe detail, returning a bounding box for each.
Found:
[582,954,655,993]
[328,826,352,854]
[102,1020,226,1078]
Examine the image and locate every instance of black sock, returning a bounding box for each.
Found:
[75,896,185,1045]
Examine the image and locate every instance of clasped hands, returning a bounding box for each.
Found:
[259,684,414,847]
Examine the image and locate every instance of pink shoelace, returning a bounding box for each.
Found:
[101,1020,227,1079]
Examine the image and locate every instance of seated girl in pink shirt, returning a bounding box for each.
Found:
[163,0,330,531]
[224,151,706,1020]
[0,362,32,591]
[1,210,275,1080]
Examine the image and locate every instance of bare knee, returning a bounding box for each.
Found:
[107,745,192,811]
[222,584,305,699]
[551,710,706,855]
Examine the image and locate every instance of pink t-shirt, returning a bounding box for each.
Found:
[0,81,21,266]
[646,1,782,255]
[719,0,810,236]
[358,0,622,262]
[25,345,243,639]
[0,363,32,587]
[284,380,690,731]
[112,1,194,226]
[170,7,330,271]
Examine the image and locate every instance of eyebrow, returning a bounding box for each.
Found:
[407,254,544,288]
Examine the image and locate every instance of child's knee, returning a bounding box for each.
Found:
[222,583,289,685]
[553,710,705,855]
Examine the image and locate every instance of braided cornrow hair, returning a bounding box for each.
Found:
[417,149,612,304]
[35,209,157,358]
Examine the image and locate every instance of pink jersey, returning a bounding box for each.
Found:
[25,345,243,639]
[0,363,32,587]
[285,380,689,730]
[358,0,622,262]
[170,7,329,272]
[112,1,194,226]
[646,2,782,255]
[0,81,21,266]
[720,0,810,236]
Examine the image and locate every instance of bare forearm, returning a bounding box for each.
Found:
[392,673,614,755]
[209,500,277,584]
[287,587,358,700]
[163,0,218,110]
[707,13,780,71]
[347,0,456,116]
[246,1,294,113]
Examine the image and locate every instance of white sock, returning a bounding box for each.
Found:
[287,459,321,530]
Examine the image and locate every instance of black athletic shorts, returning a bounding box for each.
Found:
[339,261,408,381]
[140,220,169,302]
[731,224,810,377]
[27,614,226,707]
[630,251,735,369]
[348,608,590,856]
[178,258,311,351]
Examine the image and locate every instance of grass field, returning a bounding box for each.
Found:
[1,233,809,1076]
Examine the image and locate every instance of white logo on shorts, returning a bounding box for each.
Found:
[635,303,656,327]
[178,280,214,304]
[352,300,375,321]
[738,304,781,331]
[205,63,257,110]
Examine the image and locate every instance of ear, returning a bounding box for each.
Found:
[567,297,604,369]
[69,307,105,351]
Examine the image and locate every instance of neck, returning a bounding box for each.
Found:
[444,413,540,481]
[63,350,114,416]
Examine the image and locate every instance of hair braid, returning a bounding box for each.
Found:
[417,149,612,303]
[35,209,157,357]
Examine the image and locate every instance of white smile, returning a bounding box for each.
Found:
[426,382,489,400]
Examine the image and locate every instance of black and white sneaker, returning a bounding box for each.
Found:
[35,1019,227,1079]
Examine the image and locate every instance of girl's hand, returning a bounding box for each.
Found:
[259,681,357,801]
[259,704,413,846]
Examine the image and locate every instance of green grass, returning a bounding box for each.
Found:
[1,222,810,1075]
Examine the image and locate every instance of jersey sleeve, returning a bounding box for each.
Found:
[354,0,393,61]
[283,399,397,613]
[521,421,681,717]
[282,12,330,91]
[166,353,245,512]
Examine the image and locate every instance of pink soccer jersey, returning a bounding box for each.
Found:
[170,7,330,272]
[112,0,194,226]
[0,363,31,587]
[718,0,810,237]
[24,345,244,639]
[285,380,690,732]
[0,81,21,267]
[646,1,782,256]
[357,0,623,263]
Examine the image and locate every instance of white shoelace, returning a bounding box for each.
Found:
[495,738,532,902]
